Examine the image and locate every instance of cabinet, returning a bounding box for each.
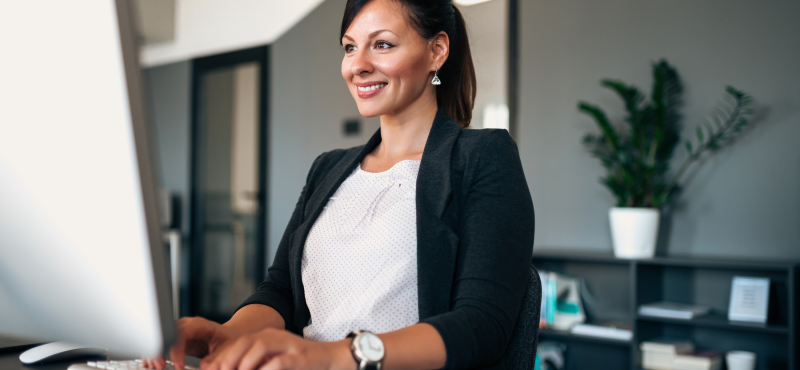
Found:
[531,249,798,370]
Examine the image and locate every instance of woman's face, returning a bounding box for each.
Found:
[341,0,443,118]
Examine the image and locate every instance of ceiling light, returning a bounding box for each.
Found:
[453,0,493,6]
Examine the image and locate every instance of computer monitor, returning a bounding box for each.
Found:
[0,0,175,357]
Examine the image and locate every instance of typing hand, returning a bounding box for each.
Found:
[198,328,353,370]
[142,317,241,370]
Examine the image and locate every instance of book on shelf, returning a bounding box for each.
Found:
[569,322,632,341]
[674,351,723,370]
[537,270,586,330]
[640,338,695,370]
[638,301,711,320]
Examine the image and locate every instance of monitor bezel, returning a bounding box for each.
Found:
[114,0,177,352]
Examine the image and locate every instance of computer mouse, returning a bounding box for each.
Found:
[19,342,107,364]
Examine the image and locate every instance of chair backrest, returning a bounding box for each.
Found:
[504,264,542,369]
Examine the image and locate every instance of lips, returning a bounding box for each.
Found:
[355,82,388,98]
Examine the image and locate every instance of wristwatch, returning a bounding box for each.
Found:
[346,330,385,370]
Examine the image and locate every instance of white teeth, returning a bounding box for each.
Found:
[358,83,387,92]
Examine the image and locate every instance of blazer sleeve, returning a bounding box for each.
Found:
[421,130,535,369]
[236,153,324,328]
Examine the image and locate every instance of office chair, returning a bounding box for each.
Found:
[504,263,542,369]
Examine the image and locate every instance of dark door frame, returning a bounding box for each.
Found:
[189,45,270,320]
[507,0,519,138]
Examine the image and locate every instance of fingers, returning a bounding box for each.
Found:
[170,343,185,370]
[154,358,167,370]
[237,342,273,370]
[202,337,253,370]
[142,357,166,370]
[201,330,291,370]
[260,355,298,370]
[172,317,219,370]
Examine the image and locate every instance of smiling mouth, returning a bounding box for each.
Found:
[357,83,387,92]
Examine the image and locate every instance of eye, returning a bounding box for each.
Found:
[343,44,357,53]
[375,40,394,50]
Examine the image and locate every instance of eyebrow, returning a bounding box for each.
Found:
[342,29,395,42]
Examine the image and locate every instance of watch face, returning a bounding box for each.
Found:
[358,332,385,361]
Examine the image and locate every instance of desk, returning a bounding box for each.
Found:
[0,348,83,370]
[0,349,201,370]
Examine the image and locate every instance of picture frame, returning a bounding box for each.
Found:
[728,276,770,323]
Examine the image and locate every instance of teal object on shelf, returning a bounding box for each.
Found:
[546,273,557,325]
[534,353,541,370]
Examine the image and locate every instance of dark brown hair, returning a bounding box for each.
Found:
[340,0,476,128]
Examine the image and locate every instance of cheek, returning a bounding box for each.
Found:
[376,54,427,86]
[393,67,429,101]
[341,57,351,82]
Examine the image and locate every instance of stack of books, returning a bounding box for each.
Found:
[638,302,711,320]
[674,351,723,370]
[569,322,632,341]
[640,338,694,370]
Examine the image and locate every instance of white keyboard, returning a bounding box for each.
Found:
[68,360,199,370]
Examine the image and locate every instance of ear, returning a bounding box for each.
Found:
[430,31,450,70]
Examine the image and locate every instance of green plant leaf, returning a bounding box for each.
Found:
[579,101,621,152]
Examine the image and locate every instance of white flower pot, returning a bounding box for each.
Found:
[609,207,660,259]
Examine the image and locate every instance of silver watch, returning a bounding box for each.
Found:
[347,330,385,370]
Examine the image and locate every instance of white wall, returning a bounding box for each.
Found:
[140,0,325,67]
[518,0,800,258]
[460,0,508,129]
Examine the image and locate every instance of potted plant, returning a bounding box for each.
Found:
[579,59,756,259]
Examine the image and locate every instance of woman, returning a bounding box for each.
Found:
[146,0,534,369]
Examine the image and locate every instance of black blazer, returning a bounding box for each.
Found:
[240,110,535,369]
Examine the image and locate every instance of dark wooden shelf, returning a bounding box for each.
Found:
[538,328,632,347]
[533,248,800,271]
[530,250,799,370]
[636,313,789,334]
[532,248,630,265]
[635,255,799,271]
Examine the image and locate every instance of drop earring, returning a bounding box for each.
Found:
[431,70,441,85]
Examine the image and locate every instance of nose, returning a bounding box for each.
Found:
[350,49,374,77]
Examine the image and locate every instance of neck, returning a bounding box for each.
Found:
[375,90,438,159]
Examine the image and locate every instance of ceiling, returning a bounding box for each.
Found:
[134,0,325,67]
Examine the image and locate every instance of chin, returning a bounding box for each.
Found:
[355,102,387,118]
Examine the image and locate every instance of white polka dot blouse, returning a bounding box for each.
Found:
[301,159,421,342]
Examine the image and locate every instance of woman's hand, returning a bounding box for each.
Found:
[143,317,243,370]
[199,328,354,370]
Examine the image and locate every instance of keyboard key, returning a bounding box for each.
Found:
[68,364,97,370]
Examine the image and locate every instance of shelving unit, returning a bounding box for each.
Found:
[531,249,798,370]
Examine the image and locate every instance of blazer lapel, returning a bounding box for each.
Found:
[417,109,460,220]
[416,109,462,319]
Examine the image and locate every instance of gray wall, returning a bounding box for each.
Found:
[144,0,800,264]
[143,61,192,236]
[518,0,800,258]
[267,0,379,264]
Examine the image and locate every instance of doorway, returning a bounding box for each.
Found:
[189,46,269,322]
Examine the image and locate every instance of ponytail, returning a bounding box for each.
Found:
[440,5,476,127]
[341,0,477,127]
